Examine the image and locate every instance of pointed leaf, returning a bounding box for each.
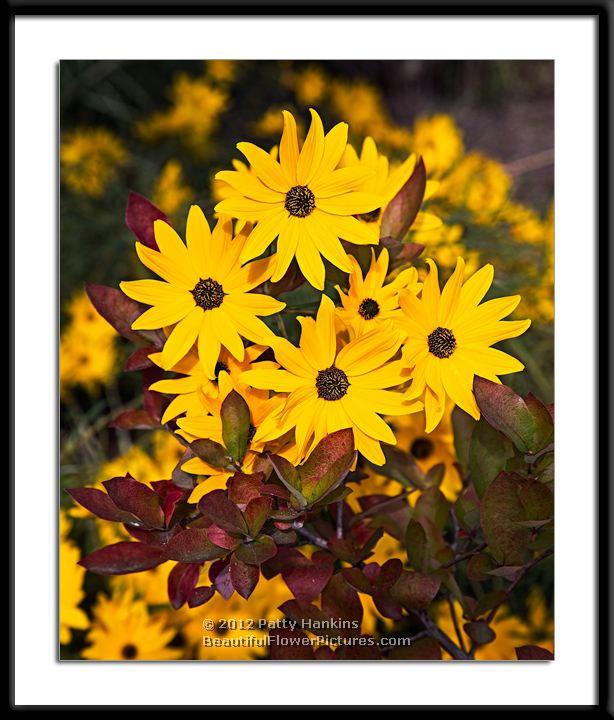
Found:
[243,496,272,537]
[229,555,259,599]
[85,282,150,344]
[190,438,232,470]
[298,428,355,505]
[66,487,138,524]
[221,390,251,464]
[187,585,215,608]
[380,156,427,241]
[166,528,229,563]
[103,475,164,529]
[167,562,200,610]
[80,542,166,575]
[234,536,277,566]
[198,489,248,535]
[125,191,169,250]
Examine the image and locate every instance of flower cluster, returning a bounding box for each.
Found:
[62,78,553,662]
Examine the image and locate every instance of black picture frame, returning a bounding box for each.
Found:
[8,1,610,712]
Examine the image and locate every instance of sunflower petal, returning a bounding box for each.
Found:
[297,108,325,186]
[131,297,195,330]
[160,307,203,369]
[280,110,299,186]
[237,142,289,193]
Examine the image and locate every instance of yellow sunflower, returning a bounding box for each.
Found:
[176,371,291,502]
[148,344,276,424]
[82,589,182,661]
[120,208,284,378]
[398,257,530,432]
[341,137,442,243]
[242,294,422,465]
[214,109,383,290]
[335,247,421,338]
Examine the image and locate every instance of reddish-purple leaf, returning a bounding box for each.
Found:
[299,428,355,505]
[234,536,277,566]
[207,524,242,550]
[66,487,138,524]
[80,542,166,575]
[166,528,229,563]
[187,585,215,608]
[229,555,259,599]
[380,156,427,242]
[321,573,363,632]
[85,282,148,344]
[103,475,164,529]
[282,557,334,604]
[151,480,187,527]
[125,191,169,250]
[515,645,554,660]
[198,489,248,535]
[108,409,158,430]
[124,346,158,372]
[209,558,234,599]
[391,570,441,610]
[227,471,264,507]
[243,496,272,537]
[167,562,200,610]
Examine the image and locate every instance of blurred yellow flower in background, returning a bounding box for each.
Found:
[336,248,421,338]
[400,257,530,431]
[215,109,382,289]
[61,127,127,197]
[292,67,327,106]
[59,513,89,644]
[206,59,237,84]
[410,114,464,178]
[153,159,193,217]
[137,74,227,154]
[83,588,182,660]
[60,291,117,395]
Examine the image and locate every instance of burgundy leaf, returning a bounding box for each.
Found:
[243,496,272,537]
[66,487,138,524]
[321,573,363,631]
[282,557,334,605]
[166,528,229,563]
[125,191,169,250]
[390,570,441,610]
[151,480,188,527]
[124,346,158,371]
[379,156,427,242]
[229,555,259,599]
[103,475,164,529]
[209,558,234,600]
[167,562,200,610]
[187,586,215,608]
[85,282,148,344]
[108,409,159,430]
[227,471,264,506]
[234,536,277,566]
[515,645,554,660]
[80,542,166,575]
[207,524,242,550]
[198,489,248,535]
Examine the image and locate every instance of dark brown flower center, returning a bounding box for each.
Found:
[214,360,229,377]
[411,437,434,460]
[121,643,138,660]
[427,326,456,359]
[192,278,225,310]
[356,208,381,223]
[358,298,380,320]
[285,185,315,218]
[316,366,349,401]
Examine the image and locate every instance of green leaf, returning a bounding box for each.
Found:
[415,486,449,531]
[234,536,278,566]
[190,438,232,470]
[405,519,429,572]
[221,390,251,464]
[516,479,553,522]
[480,473,531,566]
[370,445,428,489]
[468,418,514,498]
[451,406,476,473]
[474,378,552,454]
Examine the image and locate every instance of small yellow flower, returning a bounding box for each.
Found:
[293,67,327,106]
[61,127,127,197]
[242,294,422,465]
[83,589,182,660]
[214,109,383,290]
[398,257,530,432]
[120,208,284,377]
[335,248,421,338]
[149,344,276,424]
